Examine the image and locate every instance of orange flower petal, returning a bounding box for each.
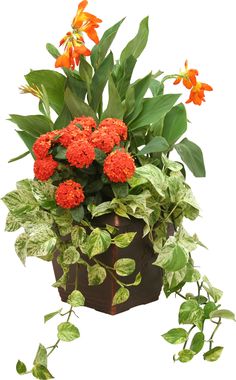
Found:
[201,83,213,91]
[183,77,193,90]
[84,26,99,44]
[173,77,181,85]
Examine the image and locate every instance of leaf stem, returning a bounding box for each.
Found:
[47,306,73,357]
[209,318,222,350]
[183,325,196,349]
[175,291,187,300]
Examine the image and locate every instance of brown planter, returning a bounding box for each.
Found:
[53,214,173,315]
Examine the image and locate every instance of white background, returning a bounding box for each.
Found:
[1,0,236,379]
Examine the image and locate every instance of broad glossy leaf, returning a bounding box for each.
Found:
[175,138,206,177]
[16,130,36,156]
[202,276,223,303]
[26,226,57,258]
[120,17,149,63]
[163,103,187,145]
[113,232,136,248]
[129,94,180,130]
[16,360,27,375]
[54,105,72,130]
[135,164,167,197]
[10,114,53,137]
[57,322,80,342]
[112,287,130,305]
[162,328,188,344]
[179,300,204,329]
[190,332,205,354]
[115,55,137,100]
[203,302,218,319]
[86,228,112,258]
[5,212,21,232]
[33,344,47,367]
[138,136,169,155]
[88,264,107,285]
[177,349,195,363]
[71,226,87,248]
[114,258,136,276]
[71,205,84,223]
[64,87,97,119]
[210,309,236,321]
[63,246,80,264]
[102,76,124,119]
[203,346,223,362]
[91,18,125,69]
[67,290,85,307]
[32,364,54,379]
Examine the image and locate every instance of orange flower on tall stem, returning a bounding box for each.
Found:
[173,60,199,89]
[186,82,213,106]
[55,1,102,70]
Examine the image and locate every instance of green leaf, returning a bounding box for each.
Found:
[9,114,53,138]
[5,212,21,232]
[46,43,60,59]
[149,78,164,96]
[203,302,218,319]
[90,52,114,112]
[86,228,112,258]
[63,246,80,264]
[175,138,206,177]
[162,328,188,344]
[91,18,125,69]
[102,76,124,119]
[202,276,223,303]
[129,94,180,131]
[112,287,130,306]
[16,360,27,375]
[203,346,224,362]
[26,225,57,258]
[162,154,183,172]
[113,232,136,248]
[64,87,97,120]
[114,55,137,101]
[111,183,129,199]
[33,344,47,367]
[8,151,30,163]
[88,264,107,285]
[210,309,236,321]
[44,308,62,323]
[135,164,167,197]
[114,258,136,277]
[177,349,195,363]
[30,181,56,210]
[154,244,189,272]
[52,272,68,290]
[89,201,114,218]
[15,233,28,265]
[25,70,66,114]
[179,300,204,329]
[163,103,187,145]
[32,364,54,379]
[67,290,85,307]
[57,322,80,342]
[71,205,84,223]
[138,136,169,155]
[79,57,93,86]
[54,146,67,160]
[165,266,187,289]
[54,105,72,129]
[16,130,36,156]
[71,226,87,248]
[190,332,205,354]
[2,183,38,216]
[120,17,149,63]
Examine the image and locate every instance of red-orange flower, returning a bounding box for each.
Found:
[34,155,58,181]
[99,118,128,141]
[33,130,60,159]
[174,60,198,89]
[70,116,97,136]
[90,129,120,153]
[103,150,136,183]
[55,1,101,70]
[55,180,85,209]
[66,140,95,168]
[186,82,213,106]
[59,125,87,148]
[72,0,102,44]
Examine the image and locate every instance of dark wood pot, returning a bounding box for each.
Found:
[53,214,173,315]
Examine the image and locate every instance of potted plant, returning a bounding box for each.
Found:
[2,1,235,378]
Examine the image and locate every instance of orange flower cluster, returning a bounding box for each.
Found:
[55,1,102,70]
[104,150,136,183]
[55,180,85,209]
[174,60,213,105]
[66,140,95,168]
[34,155,58,182]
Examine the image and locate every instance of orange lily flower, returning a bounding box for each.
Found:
[72,0,102,44]
[55,1,101,70]
[186,82,213,106]
[174,60,198,89]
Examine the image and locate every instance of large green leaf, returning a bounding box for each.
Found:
[210,309,236,321]
[16,131,36,156]
[179,300,204,329]
[86,228,112,258]
[190,332,205,354]
[2,188,38,216]
[33,344,47,367]
[115,55,137,100]
[120,17,149,63]
[26,225,57,258]
[129,94,180,130]
[175,138,206,177]
[135,164,167,197]
[162,328,188,344]
[114,258,136,277]
[154,244,189,272]
[67,290,85,307]
[90,52,114,112]
[102,76,124,119]
[57,322,80,342]
[9,114,53,137]
[112,287,130,305]
[87,264,107,285]
[203,347,224,362]
[138,136,169,155]
[32,364,54,379]
[25,70,66,114]
[91,18,125,69]
[54,105,72,129]
[163,103,187,145]
[64,87,97,120]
